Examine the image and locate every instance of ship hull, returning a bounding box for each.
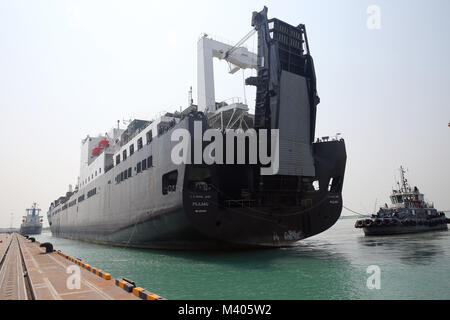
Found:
[48,115,347,250]
[51,198,340,250]
[20,225,42,236]
[363,224,448,236]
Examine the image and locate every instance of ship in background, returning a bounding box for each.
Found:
[355,166,449,235]
[47,7,347,249]
[20,203,43,236]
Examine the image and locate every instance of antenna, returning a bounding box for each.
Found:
[188,86,193,107]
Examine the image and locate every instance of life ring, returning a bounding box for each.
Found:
[364,219,373,227]
[375,219,383,226]
[355,220,364,228]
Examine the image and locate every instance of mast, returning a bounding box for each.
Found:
[399,166,409,193]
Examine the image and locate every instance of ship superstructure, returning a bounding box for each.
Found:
[20,203,43,236]
[355,166,449,235]
[47,7,347,249]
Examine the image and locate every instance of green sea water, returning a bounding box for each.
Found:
[34,219,450,300]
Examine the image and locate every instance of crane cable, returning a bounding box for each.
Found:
[224,28,256,59]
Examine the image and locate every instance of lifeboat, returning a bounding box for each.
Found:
[92,147,102,157]
[98,138,109,149]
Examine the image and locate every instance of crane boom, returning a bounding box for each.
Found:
[197,34,258,113]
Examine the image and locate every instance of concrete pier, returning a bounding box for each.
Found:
[0,233,164,300]
[0,234,28,300]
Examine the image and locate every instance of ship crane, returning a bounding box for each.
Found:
[197,31,258,115]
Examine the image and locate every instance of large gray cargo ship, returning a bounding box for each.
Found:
[20,203,43,236]
[47,7,347,249]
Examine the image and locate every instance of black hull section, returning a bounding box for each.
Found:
[363,224,448,236]
[20,225,42,236]
[183,140,347,247]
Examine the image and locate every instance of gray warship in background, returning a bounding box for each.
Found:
[47,7,347,249]
[20,203,43,236]
[355,167,449,236]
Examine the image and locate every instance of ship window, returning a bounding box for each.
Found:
[116,155,121,165]
[147,156,153,167]
[162,170,178,195]
[130,144,135,156]
[99,168,101,173]
[124,170,128,179]
[137,162,142,173]
[138,138,143,150]
[128,167,132,178]
[120,172,124,182]
[87,188,97,198]
[123,150,127,161]
[146,131,153,145]
[142,158,147,170]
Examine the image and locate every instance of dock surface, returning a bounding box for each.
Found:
[0,234,27,300]
[0,233,143,300]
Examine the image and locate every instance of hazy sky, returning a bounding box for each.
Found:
[1,0,449,227]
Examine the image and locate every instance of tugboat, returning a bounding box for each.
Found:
[355,167,449,236]
[20,203,43,236]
